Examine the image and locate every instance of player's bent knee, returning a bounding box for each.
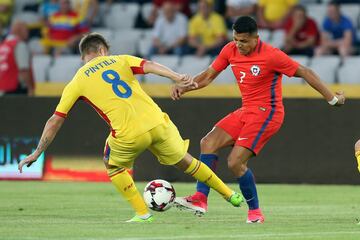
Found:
[174,153,193,171]
[200,136,218,153]
[355,139,360,151]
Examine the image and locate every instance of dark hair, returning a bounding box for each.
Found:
[79,32,110,57]
[232,16,258,35]
[293,4,307,14]
[328,1,340,7]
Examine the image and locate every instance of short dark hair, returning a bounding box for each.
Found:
[328,1,340,7]
[232,16,258,35]
[79,32,110,57]
[294,4,307,14]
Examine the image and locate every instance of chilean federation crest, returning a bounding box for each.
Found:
[250,65,260,76]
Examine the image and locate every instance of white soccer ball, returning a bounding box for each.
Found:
[143,179,176,212]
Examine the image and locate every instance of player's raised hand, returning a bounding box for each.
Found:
[334,91,345,106]
[18,153,38,173]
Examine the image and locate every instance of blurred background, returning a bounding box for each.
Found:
[0,0,359,184]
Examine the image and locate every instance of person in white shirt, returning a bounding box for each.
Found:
[148,1,188,57]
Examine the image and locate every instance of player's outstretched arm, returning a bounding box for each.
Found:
[18,115,65,173]
[171,66,220,100]
[294,65,345,106]
[143,60,195,88]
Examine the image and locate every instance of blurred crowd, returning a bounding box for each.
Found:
[0,0,360,95]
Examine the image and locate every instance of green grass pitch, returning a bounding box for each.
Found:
[1,181,360,240]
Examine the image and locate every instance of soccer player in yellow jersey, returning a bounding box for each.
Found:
[355,139,360,172]
[18,33,243,222]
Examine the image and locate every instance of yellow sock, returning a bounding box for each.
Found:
[185,158,233,199]
[356,151,360,172]
[109,169,149,216]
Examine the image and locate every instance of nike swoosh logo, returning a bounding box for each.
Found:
[238,137,248,141]
[230,64,236,67]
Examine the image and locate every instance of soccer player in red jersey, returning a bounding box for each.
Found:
[172,16,345,223]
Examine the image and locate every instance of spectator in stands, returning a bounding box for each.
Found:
[257,0,298,30]
[316,1,357,58]
[0,21,34,96]
[41,0,89,55]
[0,0,13,34]
[147,0,191,27]
[283,5,319,56]
[188,0,227,57]
[225,0,257,27]
[40,0,60,22]
[70,0,99,27]
[149,1,187,57]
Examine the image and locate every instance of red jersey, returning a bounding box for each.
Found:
[211,40,299,113]
[0,36,19,92]
[284,17,320,45]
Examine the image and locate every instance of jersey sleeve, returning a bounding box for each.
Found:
[123,55,146,75]
[268,48,300,77]
[54,80,81,118]
[211,44,230,72]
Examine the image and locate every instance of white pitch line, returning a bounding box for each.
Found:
[5,231,360,240]
[115,231,360,240]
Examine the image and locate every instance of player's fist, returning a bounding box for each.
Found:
[18,153,38,173]
[334,91,345,106]
[171,85,186,100]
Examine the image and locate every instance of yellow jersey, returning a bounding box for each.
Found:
[258,0,298,22]
[188,12,226,47]
[55,55,165,140]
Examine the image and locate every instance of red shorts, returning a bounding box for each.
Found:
[215,106,284,155]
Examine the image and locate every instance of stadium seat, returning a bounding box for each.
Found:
[141,2,154,21]
[258,29,271,42]
[269,30,285,49]
[144,55,180,83]
[48,55,82,82]
[309,56,341,84]
[177,56,211,76]
[190,2,198,15]
[13,0,39,13]
[91,28,113,40]
[341,4,360,28]
[282,55,310,84]
[151,55,180,69]
[32,55,52,82]
[12,11,41,26]
[104,3,139,30]
[306,4,327,28]
[28,38,44,55]
[142,29,154,40]
[338,57,360,84]
[138,39,153,57]
[109,30,142,55]
[215,66,236,84]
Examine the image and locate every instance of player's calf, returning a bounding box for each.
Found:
[107,165,152,222]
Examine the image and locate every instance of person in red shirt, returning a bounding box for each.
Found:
[172,16,345,223]
[0,20,34,96]
[283,5,320,56]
